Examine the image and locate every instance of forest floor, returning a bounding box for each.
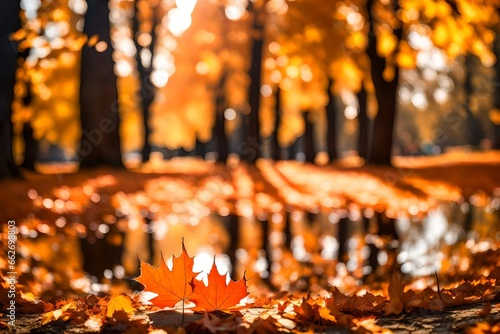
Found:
[1,151,500,333]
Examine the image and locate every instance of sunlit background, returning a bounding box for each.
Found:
[2,0,500,303]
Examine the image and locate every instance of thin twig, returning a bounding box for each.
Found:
[434,271,442,301]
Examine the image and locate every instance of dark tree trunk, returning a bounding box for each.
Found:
[306,211,317,228]
[21,122,38,171]
[225,213,240,278]
[257,214,273,286]
[377,214,398,240]
[493,31,500,149]
[303,111,315,163]
[283,137,301,160]
[79,0,124,168]
[337,217,350,263]
[283,211,292,250]
[362,216,379,278]
[0,0,22,180]
[195,139,205,158]
[270,87,282,160]
[80,230,124,280]
[325,78,338,162]
[463,202,474,232]
[376,213,399,273]
[366,0,402,166]
[464,54,484,148]
[133,0,157,163]
[19,48,38,171]
[241,3,265,163]
[357,83,369,160]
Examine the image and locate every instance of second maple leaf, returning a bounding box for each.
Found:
[190,259,249,312]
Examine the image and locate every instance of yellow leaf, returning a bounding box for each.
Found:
[106,295,134,318]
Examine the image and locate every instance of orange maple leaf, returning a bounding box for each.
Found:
[135,239,198,308]
[190,259,248,311]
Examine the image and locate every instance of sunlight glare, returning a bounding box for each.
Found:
[411,90,428,110]
[166,9,193,37]
[344,105,358,120]
[224,108,237,121]
[225,3,246,21]
[151,70,169,87]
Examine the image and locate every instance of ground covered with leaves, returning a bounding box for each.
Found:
[1,247,500,333]
[1,153,500,332]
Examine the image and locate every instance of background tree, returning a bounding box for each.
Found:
[241,1,268,163]
[490,23,500,149]
[0,0,22,179]
[365,0,402,165]
[12,0,83,165]
[133,0,159,163]
[79,0,123,168]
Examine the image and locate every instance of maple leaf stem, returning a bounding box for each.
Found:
[181,299,185,327]
[434,271,442,301]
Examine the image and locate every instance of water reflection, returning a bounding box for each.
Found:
[89,196,499,292]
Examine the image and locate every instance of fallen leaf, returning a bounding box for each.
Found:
[242,316,282,334]
[135,238,198,308]
[100,310,148,333]
[41,301,77,325]
[105,295,135,318]
[385,272,404,315]
[190,259,248,311]
[293,298,321,325]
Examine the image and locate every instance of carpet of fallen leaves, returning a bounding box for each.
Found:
[1,247,499,333]
[1,153,500,332]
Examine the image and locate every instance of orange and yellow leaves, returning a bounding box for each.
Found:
[105,295,135,318]
[345,31,368,51]
[190,260,249,312]
[396,41,416,69]
[135,239,248,312]
[135,239,197,308]
[376,24,398,58]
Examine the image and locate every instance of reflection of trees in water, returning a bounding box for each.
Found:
[92,198,499,291]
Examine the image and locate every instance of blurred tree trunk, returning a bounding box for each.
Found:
[79,0,124,168]
[195,139,207,158]
[18,48,39,171]
[337,217,350,263]
[22,122,38,171]
[270,87,282,160]
[326,78,338,162]
[357,83,369,160]
[491,34,500,149]
[241,2,266,163]
[303,111,315,163]
[283,211,292,250]
[224,213,240,277]
[282,137,301,160]
[257,214,273,286]
[366,0,401,166]
[464,54,484,148]
[133,0,157,163]
[0,0,22,180]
